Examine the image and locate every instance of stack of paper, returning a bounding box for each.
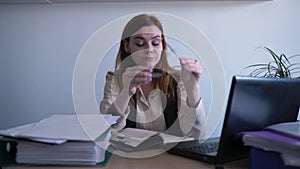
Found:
[241,121,300,167]
[0,114,118,165]
[16,134,109,165]
[110,128,194,152]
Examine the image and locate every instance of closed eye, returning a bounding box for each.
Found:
[152,39,161,46]
[135,42,144,47]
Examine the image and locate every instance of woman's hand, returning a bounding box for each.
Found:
[179,57,203,107]
[122,66,152,96]
[112,66,152,114]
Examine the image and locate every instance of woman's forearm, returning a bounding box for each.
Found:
[111,89,132,116]
[186,85,201,108]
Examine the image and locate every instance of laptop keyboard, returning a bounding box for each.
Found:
[184,142,219,153]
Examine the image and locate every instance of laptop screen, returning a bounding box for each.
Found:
[217,76,300,162]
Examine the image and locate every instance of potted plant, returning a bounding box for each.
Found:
[243,46,300,78]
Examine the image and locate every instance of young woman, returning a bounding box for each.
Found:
[100,14,206,139]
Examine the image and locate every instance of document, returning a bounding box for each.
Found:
[110,128,194,152]
[266,121,300,140]
[241,121,300,167]
[0,114,118,144]
[15,130,111,165]
[0,114,119,166]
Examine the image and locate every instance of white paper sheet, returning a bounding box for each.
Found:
[0,114,118,144]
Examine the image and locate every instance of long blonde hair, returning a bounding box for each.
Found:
[115,14,177,104]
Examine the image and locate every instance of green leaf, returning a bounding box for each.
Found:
[243,46,300,78]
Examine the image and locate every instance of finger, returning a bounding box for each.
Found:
[181,59,202,72]
[135,71,152,80]
[126,66,151,74]
[182,64,203,80]
[179,57,198,64]
[180,58,200,69]
[125,67,152,79]
[129,86,137,96]
[130,70,152,85]
[193,66,203,77]
[187,64,203,72]
[131,75,151,85]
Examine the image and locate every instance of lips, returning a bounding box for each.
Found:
[144,58,154,61]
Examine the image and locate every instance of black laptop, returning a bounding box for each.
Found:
[168,76,300,165]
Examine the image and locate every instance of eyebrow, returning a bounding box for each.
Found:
[133,35,162,40]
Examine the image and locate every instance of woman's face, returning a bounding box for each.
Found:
[124,25,163,68]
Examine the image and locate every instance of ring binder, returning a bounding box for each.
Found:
[0,137,17,166]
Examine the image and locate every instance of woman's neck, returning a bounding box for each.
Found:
[141,82,155,99]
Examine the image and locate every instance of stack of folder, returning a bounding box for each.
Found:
[16,136,109,165]
[0,114,118,166]
[241,121,300,169]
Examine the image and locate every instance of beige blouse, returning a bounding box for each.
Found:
[100,71,206,139]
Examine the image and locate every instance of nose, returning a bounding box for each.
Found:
[144,42,154,54]
[145,49,153,54]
